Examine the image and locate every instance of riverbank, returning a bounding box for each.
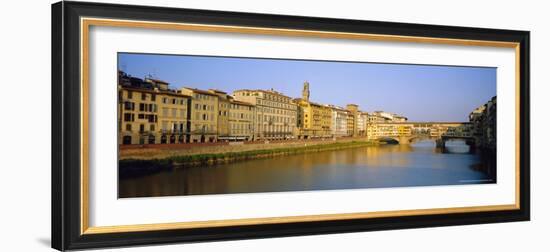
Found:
[119,139,377,177]
[119,137,375,160]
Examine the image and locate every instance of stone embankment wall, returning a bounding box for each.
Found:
[120,137,371,160]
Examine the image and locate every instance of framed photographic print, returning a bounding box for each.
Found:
[52,1,530,250]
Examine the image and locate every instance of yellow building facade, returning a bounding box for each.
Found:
[293,82,333,139]
[294,99,332,138]
[346,104,359,137]
[158,92,190,144]
[180,87,219,143]
[233,89,297,140]
[228,100,255,140]
[209,89,230,140]
[118,84,191,145]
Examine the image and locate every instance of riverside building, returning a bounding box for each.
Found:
[294,82,333,139]
[328,105,349,137]
[233,89,297,140]
[118,71,191,145]
[209,89,231,141]
[119,71,421,146]
[469,96,496,149]
[357,112,369,136]
[228,99,256,141]
[346,104,359,137]
[180,87,220,143]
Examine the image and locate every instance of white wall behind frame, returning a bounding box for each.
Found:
[1,0,547,252]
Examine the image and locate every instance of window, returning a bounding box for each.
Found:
[162,97,167,104]
[138,114,145,119]
[127,91,133,99]
[139,103,145,112]
[123,113,134,122]
[172,98,176,105]
[122,136,132,145]
[151,94,156,101]
[125,124,131,131]
[141,93,146,100]
[139,124,145,132]
[124,101,134,111]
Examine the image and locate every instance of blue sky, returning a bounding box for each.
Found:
[118,53,496,122]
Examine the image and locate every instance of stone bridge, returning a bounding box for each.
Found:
[369,122,475,148]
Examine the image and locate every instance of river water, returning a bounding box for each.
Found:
[119,140,496,198]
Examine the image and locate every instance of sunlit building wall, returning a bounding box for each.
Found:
[233,89,297,140]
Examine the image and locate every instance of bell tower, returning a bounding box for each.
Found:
[302,81,310,102]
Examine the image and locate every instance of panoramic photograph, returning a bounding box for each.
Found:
[117,53,497,198]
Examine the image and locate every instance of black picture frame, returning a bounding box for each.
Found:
[52,1,530,251]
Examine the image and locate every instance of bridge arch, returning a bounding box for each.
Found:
[376,137,400,144]
[376,135,441,145]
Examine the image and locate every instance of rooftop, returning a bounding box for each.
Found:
[182,87,218,96]
[234,89,292,99]
[208,89,227,94]
[120,86,191,98]
[230,100,254,106]
[145,77,169,84]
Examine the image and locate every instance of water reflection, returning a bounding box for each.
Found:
[119,140,495,198]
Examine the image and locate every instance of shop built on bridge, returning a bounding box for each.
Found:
[366,122,480,149]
